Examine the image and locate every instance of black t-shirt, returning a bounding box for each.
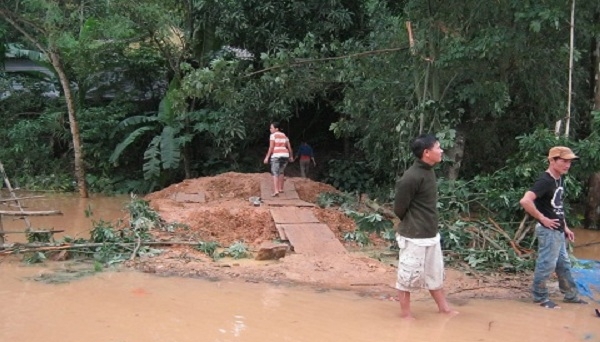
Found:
[529,172,565,232]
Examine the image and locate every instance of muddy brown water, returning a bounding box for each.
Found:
[1,193,600,341]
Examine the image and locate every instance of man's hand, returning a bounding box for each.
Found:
[539,216,561,229]
[564,227,575,242]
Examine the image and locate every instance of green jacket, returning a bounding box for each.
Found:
[394,159,438,239]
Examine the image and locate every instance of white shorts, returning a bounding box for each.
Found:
[395,236,444,291]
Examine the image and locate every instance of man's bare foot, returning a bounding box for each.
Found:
[439,309,459,316]
[400,313,416,320]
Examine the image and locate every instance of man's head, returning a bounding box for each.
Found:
[411,133,443,165]
[547,146,578,176]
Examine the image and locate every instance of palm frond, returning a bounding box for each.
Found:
[109,126,155,163]
[114,115,158,131]
[159,126,181,170]
[143,135,162,180]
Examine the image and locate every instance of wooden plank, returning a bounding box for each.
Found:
[263,199,315,207]
[172,192,206,203]
[260,173,298,199]
[0,210,62,216]
[281,223,346,255]
[270,208,319,224]
[274,224,288,240]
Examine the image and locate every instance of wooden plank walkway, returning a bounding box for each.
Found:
[261,173,346,255]
[281,223,347,255]
[171,192,206,203]
[270,208,320,224]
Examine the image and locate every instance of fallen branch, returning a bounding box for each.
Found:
[513,215,528,241]
[364,198,397,220]
[574,241,600,248]
[0,240,200,254]
[245,46,409,77]
[0,210,62,216]
[466,226,503,250]
[130,236,142,261]
[0,196,45,203]
[448,284,525,295]
[488,218,524,256]
[350,283,393,288]
[0,229,64,235]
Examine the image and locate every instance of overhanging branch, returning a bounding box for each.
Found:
[244,46,410,78]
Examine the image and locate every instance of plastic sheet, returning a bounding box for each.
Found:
[572,259,600,302]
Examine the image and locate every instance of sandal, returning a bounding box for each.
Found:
[271,192,279,197]
[564,297,589,304]
[539,300,561,309]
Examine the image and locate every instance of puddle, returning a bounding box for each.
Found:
[0,262,599,342]
[1,193,600,341]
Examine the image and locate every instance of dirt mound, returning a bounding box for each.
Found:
[133,172,530,301]
[145,172,354,246]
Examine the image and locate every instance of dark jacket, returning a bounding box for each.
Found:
[394,159,439,238]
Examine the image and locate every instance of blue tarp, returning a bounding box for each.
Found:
[572,259,600,302]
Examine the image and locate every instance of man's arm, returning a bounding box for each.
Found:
[394,176,416,220]
[519,191,560,229]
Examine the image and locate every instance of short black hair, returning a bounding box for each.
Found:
[410,133,438,159]
[271,121,281,130]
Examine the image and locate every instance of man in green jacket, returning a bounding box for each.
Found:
[394,133,457,319]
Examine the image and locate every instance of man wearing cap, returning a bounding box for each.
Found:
[519,146,588,309]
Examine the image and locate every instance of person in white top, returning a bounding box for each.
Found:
[263,122,294,196]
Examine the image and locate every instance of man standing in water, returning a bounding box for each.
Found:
[394,133,457,319]
[519,146,588,309]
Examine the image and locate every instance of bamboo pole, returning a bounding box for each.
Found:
[0,240,201,254]
[0,161,31,228]
[0,196,45,203]
[0,210,62,216]
[565,0,576,138]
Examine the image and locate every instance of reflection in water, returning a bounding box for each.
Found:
[0,263,599,342]
[1,191,129,243]
[574,228,600,261]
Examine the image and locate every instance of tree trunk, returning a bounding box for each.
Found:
[584,33,600,229]
[444,131,465,181]
[49,51,88,198]
[594,35,600,110]
[584,173,600,229]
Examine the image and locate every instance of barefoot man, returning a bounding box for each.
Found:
[393,133,457,319]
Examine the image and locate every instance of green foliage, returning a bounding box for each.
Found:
[316,191,357,209]
[196,241,220,259]
[224,241,250,259]
[340,208,395,247]
[343,231,371,246]
[24,252,47,264]
[440,219,535,272]
[26,230,54,243]
[345,210,393,235]
[195,240,251,260]
[323,159,379,194]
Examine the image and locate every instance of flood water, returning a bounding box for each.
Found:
[1,193,600,341]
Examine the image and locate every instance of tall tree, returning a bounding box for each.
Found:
[0,1,88,197]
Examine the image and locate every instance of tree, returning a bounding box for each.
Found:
[0,2,88,197]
